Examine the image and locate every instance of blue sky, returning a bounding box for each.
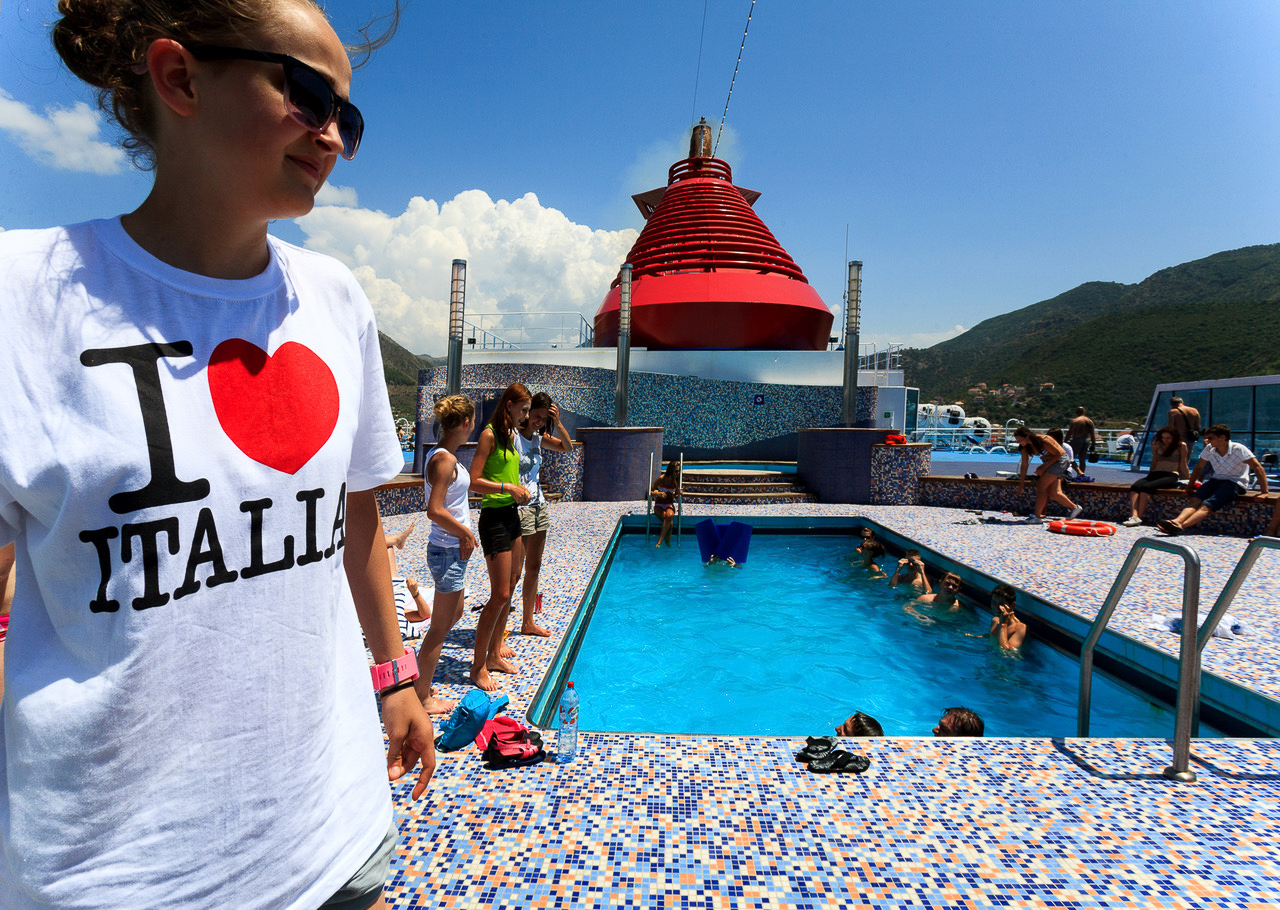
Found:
[3,0,1279,355]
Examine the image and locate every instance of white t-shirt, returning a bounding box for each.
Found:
[0,219,405,909]
[1198,440,1256,489]
[515,430,545,506]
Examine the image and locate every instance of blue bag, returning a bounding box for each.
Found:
[434,689,510,752]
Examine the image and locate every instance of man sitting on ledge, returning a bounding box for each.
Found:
[1160,424,1268,535]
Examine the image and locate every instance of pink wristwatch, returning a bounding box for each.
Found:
[370,649,419,692]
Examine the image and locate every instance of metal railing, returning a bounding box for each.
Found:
[910,425,1139,463]
[1078,538,1199,780]
[1079,536,1280,781]
[463,312,593,350]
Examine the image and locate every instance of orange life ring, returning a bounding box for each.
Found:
[1047,519,1117,537]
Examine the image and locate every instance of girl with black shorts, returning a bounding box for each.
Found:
[1123,426,1188,526]
[468,382,531,691]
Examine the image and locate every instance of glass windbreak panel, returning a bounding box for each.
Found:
[905,388,919,435]
[1256,385,1280,431]
[1252,433,1280,470]
[1212,386,1253,433]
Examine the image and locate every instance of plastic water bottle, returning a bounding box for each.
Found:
[555,681,579,763]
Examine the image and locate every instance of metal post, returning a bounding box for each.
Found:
[446,260,465,396]
[645,450,654,540]
[675,451,684,547]
[615,264,632,426]
[841,261,862,426]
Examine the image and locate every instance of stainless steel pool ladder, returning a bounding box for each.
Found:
[1078,535,1280,782]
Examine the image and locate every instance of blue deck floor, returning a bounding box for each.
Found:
[379,502,1280,909]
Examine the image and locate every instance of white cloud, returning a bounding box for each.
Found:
[860,324,967,350]
[620,122,744,203]
[315,182,358,207]
[0,89,126,174]
[297,190,638,355]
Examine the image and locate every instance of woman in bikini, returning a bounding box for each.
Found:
[1013,426,1082,523]
[652,460,681,547]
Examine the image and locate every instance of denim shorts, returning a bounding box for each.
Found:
[319,820,396,909]
[1192,478,1243,512]
[427,543,468,593]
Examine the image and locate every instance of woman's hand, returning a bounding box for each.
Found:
[459,529,478,561]
[511,484,531,505]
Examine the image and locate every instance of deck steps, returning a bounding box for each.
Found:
[679,469,816,505]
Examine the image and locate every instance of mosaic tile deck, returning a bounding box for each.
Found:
[378,503,1280,909]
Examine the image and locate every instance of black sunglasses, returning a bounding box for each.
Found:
[187,45,363,159]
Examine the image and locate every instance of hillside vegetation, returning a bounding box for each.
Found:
[378,331,437,423]
[901,243,1280,426]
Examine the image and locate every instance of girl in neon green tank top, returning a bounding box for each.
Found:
[468,382,531,691]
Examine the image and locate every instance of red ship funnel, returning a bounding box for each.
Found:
[594,124,833,350]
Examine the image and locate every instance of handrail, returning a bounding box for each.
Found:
[676,451,684,548]
[1077,538,1201,781]
[645,452,654,541]
[1185,536,1280,736]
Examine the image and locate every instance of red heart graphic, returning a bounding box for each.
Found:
[209,339,340,474]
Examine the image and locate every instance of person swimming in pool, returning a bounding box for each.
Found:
[965,584,1027,651]
[889,549,931,594]
[836,712,884,737]
[859,540,888,578]
[916,572,963,610]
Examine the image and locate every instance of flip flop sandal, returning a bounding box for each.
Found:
[485,747,546,770]
[474,716,540,752]
[493,727,543,749]
[806,750,870,774]
[1158,520,1182,536]
[482,739,545,768]
[794,735,837,762]
[491,715,543,745]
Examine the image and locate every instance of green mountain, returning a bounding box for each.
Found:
[901,244,1280,426]
[378,331,436,386]
[378,332,438,422]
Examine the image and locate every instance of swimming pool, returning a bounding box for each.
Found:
[683,462,797,474]
[530,518,1252,739]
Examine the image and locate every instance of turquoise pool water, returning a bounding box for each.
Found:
[685,463,797,473]
[559,531,1224,738]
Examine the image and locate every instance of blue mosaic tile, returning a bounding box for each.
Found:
[374,502,1280,909]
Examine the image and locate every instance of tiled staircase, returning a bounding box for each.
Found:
[680,467,816,505]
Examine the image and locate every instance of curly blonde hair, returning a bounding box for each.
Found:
[433,395,474,434]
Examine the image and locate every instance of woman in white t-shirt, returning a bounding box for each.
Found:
[0,1,433,907]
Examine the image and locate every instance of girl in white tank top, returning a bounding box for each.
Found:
[414,396,479,716]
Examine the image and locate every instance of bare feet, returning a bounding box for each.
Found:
[487,655,519,675]
[470,667,499,691]
[499,642,516,659]
[387,521,415,549]
[422,695,456,715]
[521,622,551,637]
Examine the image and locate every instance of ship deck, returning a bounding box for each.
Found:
[379,501,1280,909]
